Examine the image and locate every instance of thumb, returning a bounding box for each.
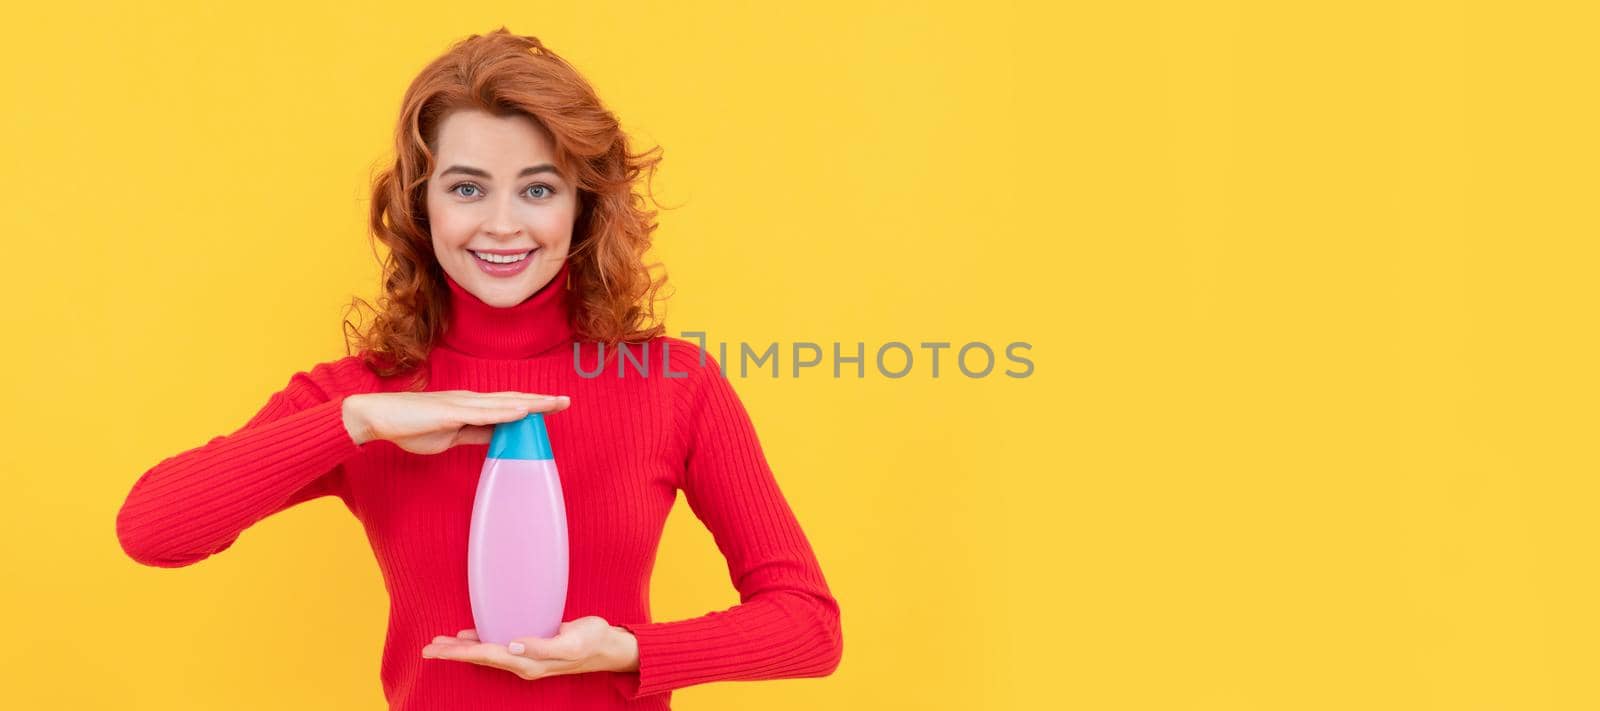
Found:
[454,425,495,446]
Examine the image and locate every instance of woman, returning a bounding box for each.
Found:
[115,28,842,710]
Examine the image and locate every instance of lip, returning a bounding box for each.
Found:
[471,248,537,278]
[470,247,537,255]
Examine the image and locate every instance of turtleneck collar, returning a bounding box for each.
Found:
[438,259,576,359]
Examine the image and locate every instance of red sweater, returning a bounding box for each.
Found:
[115,261,843,709]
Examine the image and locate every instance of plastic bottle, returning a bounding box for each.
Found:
[467,411,569,645]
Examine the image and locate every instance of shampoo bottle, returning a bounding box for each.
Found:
[467,411,569,645]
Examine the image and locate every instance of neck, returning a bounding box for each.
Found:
[438,260,576,359]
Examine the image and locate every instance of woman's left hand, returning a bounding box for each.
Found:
[422,616,640,680]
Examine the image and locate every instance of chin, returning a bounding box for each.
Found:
[478,285,533,307]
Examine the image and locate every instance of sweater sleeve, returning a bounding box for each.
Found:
[608,349,844,699]
[115,360,366,568]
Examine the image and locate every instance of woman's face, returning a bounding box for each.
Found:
[425,108,578,307]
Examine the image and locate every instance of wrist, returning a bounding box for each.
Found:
[341,395,371,445]
[606,625,640,672]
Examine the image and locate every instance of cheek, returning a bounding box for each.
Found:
[533,201,580,245]
[427,202,474,247]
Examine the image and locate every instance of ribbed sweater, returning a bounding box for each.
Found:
[115,260,843,709]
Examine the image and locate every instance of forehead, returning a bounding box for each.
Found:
[433,108,558,168]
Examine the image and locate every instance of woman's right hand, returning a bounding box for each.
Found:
[341,391,571,454]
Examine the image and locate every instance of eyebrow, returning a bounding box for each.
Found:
[438,163,560,180]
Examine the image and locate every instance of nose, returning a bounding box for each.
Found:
[484,194,521,237]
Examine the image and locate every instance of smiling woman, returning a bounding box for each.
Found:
[115,27,842,711]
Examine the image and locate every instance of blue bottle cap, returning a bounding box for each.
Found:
[487,411,553,461]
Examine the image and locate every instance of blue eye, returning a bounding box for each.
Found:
[448,182,554,199]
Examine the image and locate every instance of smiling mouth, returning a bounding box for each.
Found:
[470,249,536,264]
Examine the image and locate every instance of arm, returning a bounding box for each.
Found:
[609,349,844,699]
[114,360,366,568]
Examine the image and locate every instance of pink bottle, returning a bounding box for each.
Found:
[467,411,569,645]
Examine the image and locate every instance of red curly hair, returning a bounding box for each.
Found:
[343,27,670,388]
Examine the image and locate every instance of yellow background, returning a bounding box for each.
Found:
[1,1,1594,708]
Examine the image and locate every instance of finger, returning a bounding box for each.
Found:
[426,641,539,671]
[457,395,570,414]
[423,640,494,658]
[453,425,495,446]
[467,397,570,414]
[453,407,539,426]
[454,390,551,398]
[433,653,541,680]
[473,643,540,669]
[452,395,550,410]
[486,391,559,400]
[456,391,560,404]
[528,396,571,413]
[508,635,580,661]
[457,629,479,640]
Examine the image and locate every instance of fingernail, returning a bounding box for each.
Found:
[508,642,525,654]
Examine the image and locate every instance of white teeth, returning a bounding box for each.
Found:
[472,250,531,264]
